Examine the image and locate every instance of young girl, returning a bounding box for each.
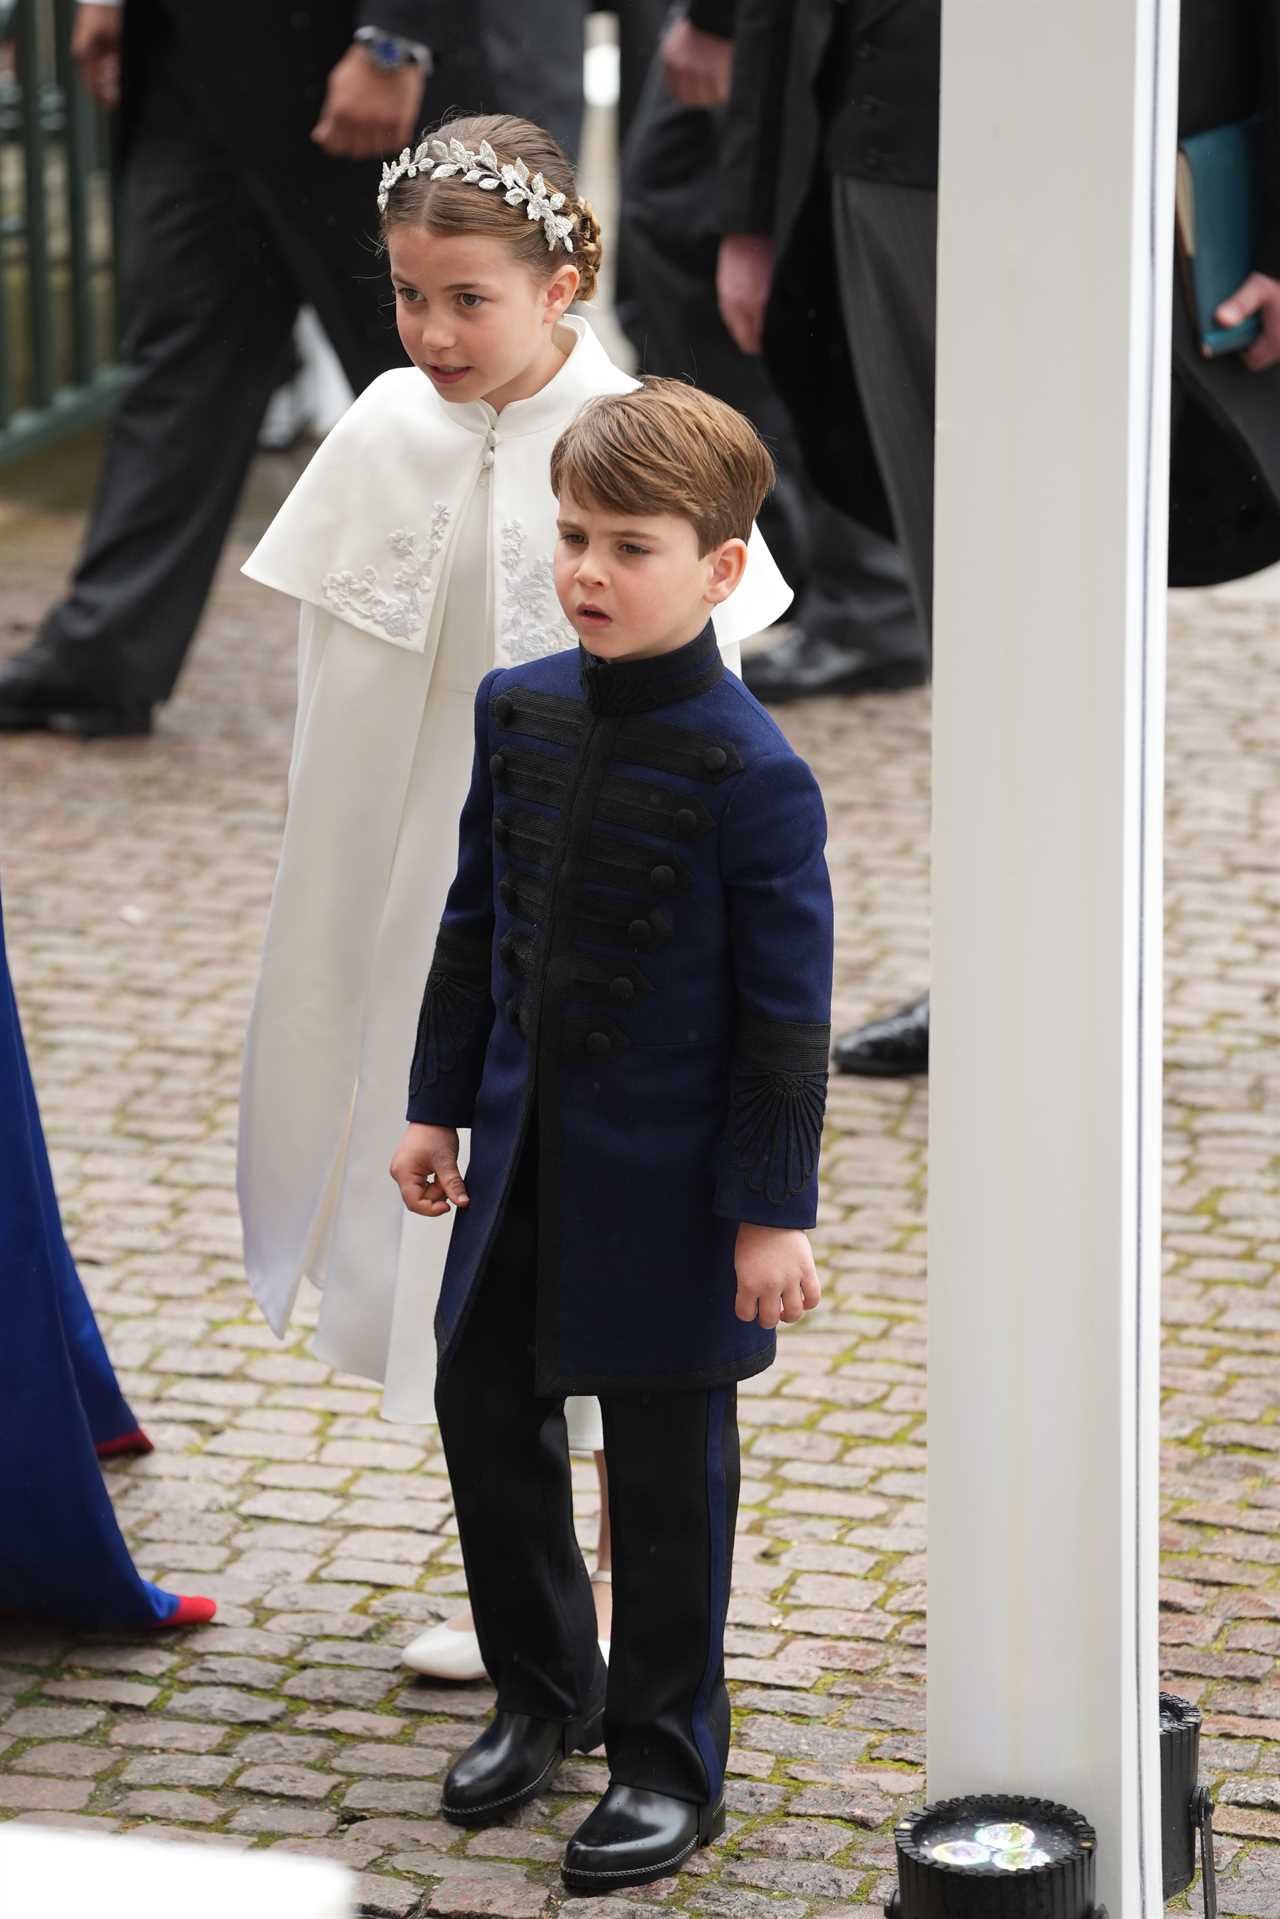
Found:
[237,113,790,1677]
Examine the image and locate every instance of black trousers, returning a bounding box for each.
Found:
[830,176,939,646]
[618,54,923,666]
[435,1139,740,1805]
[34,32,476,708]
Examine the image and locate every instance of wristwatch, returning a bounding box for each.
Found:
[354,26,433,74]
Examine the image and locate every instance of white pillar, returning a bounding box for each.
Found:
[927,4,1177,1915]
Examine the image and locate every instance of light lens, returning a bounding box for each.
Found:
[994,1847,1052,1871]
[930,1841,992,1868]
[975,1822,1037,1850]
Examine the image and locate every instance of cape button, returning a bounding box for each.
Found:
[650,863,676,892]
[585,1030,612,1059]
[701,745,728,773]
[494,696,515,726]
[493,817,511,847]
[609,977,635,1003]
[490,751,508,782]
[674,807,698,835]
[499,878,517,908]
[628,918,654,947]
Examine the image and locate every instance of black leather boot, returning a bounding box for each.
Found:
[440,1704,605,1828]
[561,1783,726,1891]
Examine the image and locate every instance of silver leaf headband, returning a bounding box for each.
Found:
[378,134,577,253]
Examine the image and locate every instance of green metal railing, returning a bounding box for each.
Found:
[1,0,126,465]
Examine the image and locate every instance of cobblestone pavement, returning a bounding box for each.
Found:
[0,474,1278,1918]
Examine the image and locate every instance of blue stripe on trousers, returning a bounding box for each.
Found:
[690,1384,731,1801]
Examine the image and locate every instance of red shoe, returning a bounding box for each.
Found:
[157,1595,217,1628]
[96,1427,154,1460]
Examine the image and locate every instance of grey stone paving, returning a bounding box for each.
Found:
[0,471,1277,1916]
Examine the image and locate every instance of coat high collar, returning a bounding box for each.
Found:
[449,314,610,440]
[579,623,724,717]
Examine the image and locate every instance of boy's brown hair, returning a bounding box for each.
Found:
[550,378,777,553]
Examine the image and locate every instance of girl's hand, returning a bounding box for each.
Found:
[733,1223,821,1330]
[1215,272,1280,371]
[390,1123,468,1217]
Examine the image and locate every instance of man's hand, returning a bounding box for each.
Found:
[717,233,775,356]
[72,4,123,110]
[390,1123,469,1218]
[661,16,733,109]
[733,1223,821,1330]
[1215,272,1280,372]
[311,45,425,159]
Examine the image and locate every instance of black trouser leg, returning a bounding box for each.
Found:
[618,59,921,664]
[434,1151,604,1725]
[602,1384,740,1805]
[34,112,300,706]
[830,177,939,648]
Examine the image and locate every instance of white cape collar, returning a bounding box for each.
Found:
[242,313,792,661]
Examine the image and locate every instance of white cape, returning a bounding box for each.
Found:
[238,316,792,1423]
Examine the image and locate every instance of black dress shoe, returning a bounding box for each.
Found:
[0,654,151,739]
[833,993,930,1078]
[441,1704,605,1828]
[45,704,153,740]
[561,1783,726,1892]
[744,629,928,706]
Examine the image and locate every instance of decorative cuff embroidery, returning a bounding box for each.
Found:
[729,1014,830,1206]
[408,926,493,1096]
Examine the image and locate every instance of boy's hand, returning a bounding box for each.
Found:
[733,1224,821,1329]
[390,1124,468,1217]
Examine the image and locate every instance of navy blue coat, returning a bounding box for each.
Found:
[406,626,834,1395]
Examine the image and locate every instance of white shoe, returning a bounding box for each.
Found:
[403,1571,612,1681]
[401,1621,488,1682]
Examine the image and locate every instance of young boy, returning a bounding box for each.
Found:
[390,379,833,1891]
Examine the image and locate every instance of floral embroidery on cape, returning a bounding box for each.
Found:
[321,508,451,644]
[497,519,577,667]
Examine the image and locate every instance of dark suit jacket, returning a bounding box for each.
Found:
[719,0,924,539]
[120,2,482,175]
[406,628,834,1395]
[724,0,1280,587]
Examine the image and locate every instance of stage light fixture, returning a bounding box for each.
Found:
[1160,1693,1216,1919]
[885,1793,1102,1918]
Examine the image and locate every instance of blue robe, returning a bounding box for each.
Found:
[0,884,179,1628]
[407,625,834,1394]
